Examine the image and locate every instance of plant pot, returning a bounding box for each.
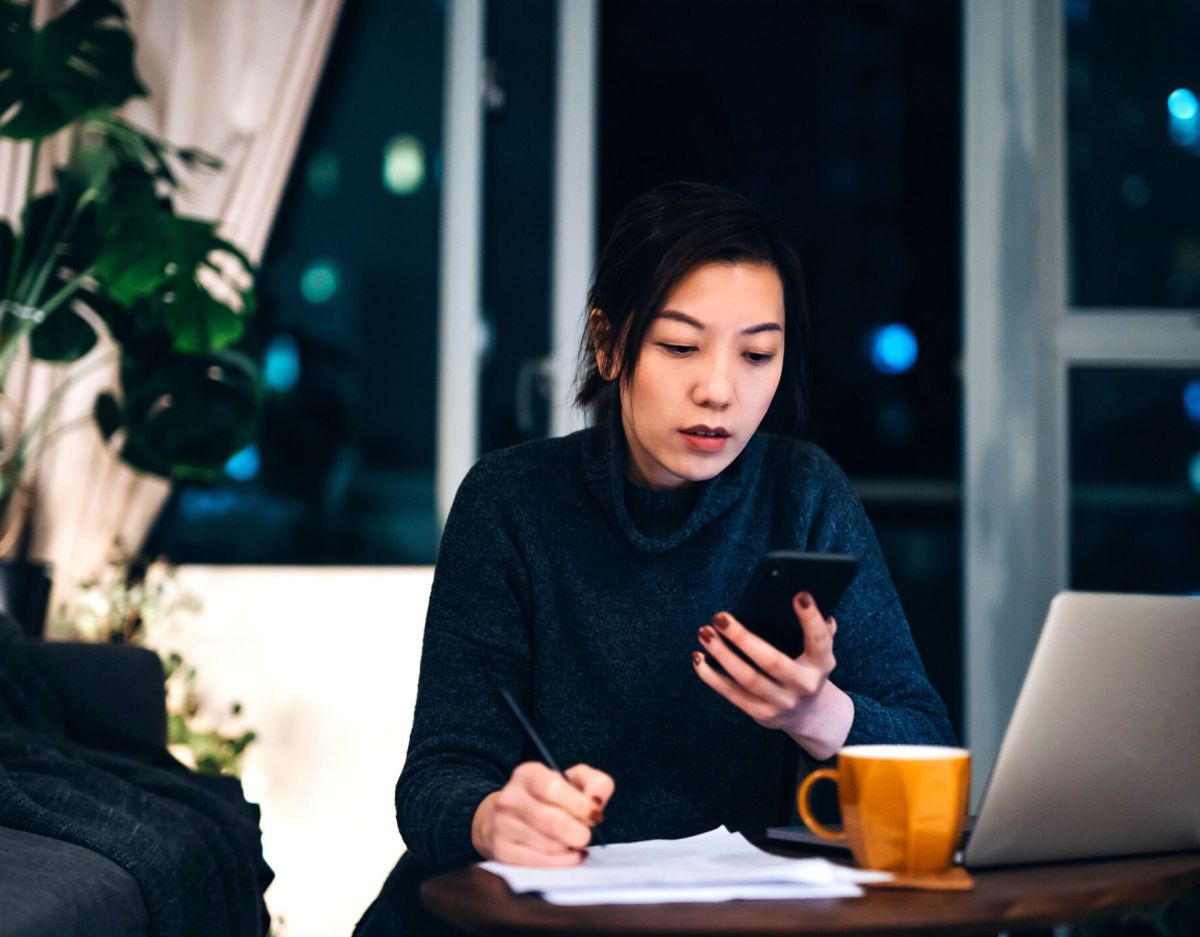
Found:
[0,559,53,639]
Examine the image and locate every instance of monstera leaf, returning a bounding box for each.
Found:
[0,0,265,521]
[99,345,260,478]
[72,113,223,190]
[16,179,103,361]
[29,305,98,362]
[156,237,257,353]
[91,169,253,353]
[0,0,146,141]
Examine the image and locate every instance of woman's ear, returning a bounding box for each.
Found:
[589,309,619,382]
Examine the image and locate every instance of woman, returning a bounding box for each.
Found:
[356,181,953,933]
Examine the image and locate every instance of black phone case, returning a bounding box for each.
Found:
[730,551,859,658]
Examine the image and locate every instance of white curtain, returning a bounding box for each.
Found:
[0,0,344,618]
[120,0,345,262]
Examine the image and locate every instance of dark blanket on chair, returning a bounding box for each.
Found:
[0,614,273,937]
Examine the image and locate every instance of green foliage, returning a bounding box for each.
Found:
[165,664,258,778]
[0,0,145,140]
[50,540,258,778]
[90,161,254,351]
[101,346,259,476]
[0,0,263,540]
[28,303,99,362]
[11,169,115,360]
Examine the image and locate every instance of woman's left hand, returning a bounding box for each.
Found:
[691,591,855,761]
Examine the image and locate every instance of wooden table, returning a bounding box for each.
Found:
[422,849,1200,936]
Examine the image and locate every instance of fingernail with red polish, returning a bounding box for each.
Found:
[592,794,603,806]
[590,810,604,824]
[692,650,703,666]
[713,613,729,631]
[698,624,716,643]
[798,592,813,609]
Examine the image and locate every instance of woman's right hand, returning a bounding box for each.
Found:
[471,762,615,866]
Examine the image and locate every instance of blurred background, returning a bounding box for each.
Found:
[4,0,1198,934]
[154,0,1200,928]
[146,0,1200,770]
[151,0,970,719]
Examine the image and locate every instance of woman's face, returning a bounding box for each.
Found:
[616,261,785,490]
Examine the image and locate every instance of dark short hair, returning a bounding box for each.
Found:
[575,181,809,435]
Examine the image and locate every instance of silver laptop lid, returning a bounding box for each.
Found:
[965,591,1200,868]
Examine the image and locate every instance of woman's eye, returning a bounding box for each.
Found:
[658,343,697,356]
[744,352,776,365]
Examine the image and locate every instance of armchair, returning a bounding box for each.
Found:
[0,640,165,936]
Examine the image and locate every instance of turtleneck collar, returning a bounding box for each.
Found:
[581,407,767,553]
[623,477,699,541]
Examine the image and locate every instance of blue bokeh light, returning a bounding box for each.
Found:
[1168,88,1198,122]
[305,149,340,196]
[1183,380,1200,423]
[383,135,426,195]
[264,334,301,394]
[870,324,919,374]
[1168,89,1200,151]
[225,445,261,482]
[179,488,239,521]
[1189,452,1200,496]
[300,259,340,304]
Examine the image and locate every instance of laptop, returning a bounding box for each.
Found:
[767,591,1200,867]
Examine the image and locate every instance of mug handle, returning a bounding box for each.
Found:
[796,767,847,842]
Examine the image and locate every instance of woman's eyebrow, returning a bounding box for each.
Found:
[656,309,782,335]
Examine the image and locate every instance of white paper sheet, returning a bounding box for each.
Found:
[541,882,865,905]
[479,827,891,905]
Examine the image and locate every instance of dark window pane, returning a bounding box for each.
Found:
[147,0,444,564]
[1067,0,1200,308]
[600,0,962,480]
[869,502,963,740]
[479,0,557,453]
[1070,367,1200,593]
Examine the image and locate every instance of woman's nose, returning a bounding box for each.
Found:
[692,356,734,408]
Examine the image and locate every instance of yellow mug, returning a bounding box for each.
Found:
[797,744,970,872]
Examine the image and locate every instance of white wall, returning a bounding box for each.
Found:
[171,566,432,937]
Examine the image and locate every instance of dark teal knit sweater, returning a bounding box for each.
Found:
[395,418,955,871]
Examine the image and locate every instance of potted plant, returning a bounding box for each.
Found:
[0,0,262,626]
[49,540,259,778]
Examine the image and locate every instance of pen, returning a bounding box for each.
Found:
[498,687,607,846]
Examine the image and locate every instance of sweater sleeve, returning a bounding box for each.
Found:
[395,455,534,871]
[803,452,957,747]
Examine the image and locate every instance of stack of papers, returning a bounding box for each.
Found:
[479,827,892,905]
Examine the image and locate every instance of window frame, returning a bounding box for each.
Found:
[963,0,1200,802]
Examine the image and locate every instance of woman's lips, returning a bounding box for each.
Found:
[680,429,729,453]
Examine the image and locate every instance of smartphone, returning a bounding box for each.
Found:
[729,551,859,658]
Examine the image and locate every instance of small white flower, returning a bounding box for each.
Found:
[169,743,197,770]
[165,674,188,712]
[83,590,110,619]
